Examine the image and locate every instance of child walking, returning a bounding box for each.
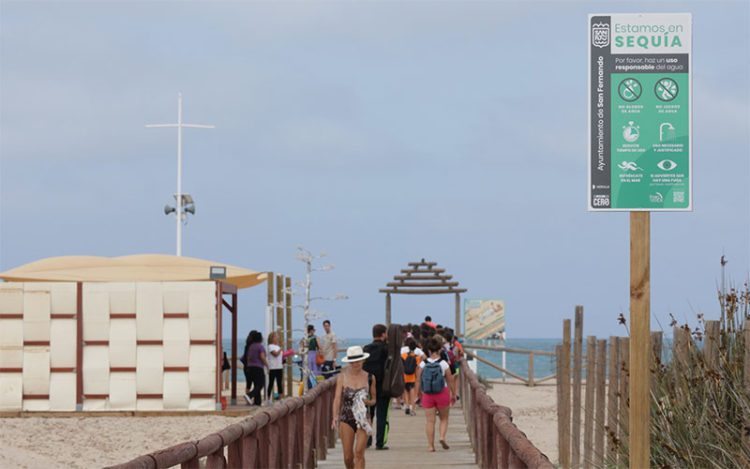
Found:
[415,337,456,452]
[401,337,422,415]
[267,331,283,401]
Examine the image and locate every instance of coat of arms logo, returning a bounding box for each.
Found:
[592,23,610,48]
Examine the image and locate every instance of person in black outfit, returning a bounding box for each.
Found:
[363,324,389,450]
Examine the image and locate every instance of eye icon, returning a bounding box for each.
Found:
[657,159,678,171]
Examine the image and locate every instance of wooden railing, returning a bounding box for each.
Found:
[459,360,554,468]
[463,344,556,387]
[110,377,337,469]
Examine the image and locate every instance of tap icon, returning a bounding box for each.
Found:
[659,123,675,142]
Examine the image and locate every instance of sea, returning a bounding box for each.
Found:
[223,338,561,383]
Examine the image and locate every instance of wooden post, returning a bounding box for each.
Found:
[556,344,564,468]
[583,335,596,468]
[744,319,750,451]
[76,282,83,411]
[704,320,720,372]
[385,293,391,327]
[619,336,630,465]
[276,274,284,339]
[528,351,535,387]
[455,292,461,336]
[629,211,650,469]
[607,336,620,464]
[572,306,584,469]
[561,319,571,469]
[231,292,238,405]
[594,338,607,468]
[285,277,293,398]
[650,331,663,394]
[673,326,689,382]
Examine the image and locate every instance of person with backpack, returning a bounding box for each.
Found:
[415,336,456,452]
[401,337,422,415]
[363,324,389,450]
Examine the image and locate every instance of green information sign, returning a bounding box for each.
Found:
[589,13,692,211]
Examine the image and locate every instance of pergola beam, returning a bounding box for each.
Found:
[394,274,453,281]
[379,288,467,295]
[400,268,445,274]
[388,281,459,288]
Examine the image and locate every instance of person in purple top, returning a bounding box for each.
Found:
[243,330,268,405]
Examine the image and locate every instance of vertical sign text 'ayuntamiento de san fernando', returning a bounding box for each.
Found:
[589,13,692,211]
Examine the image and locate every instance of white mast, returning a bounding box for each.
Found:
[146,93,214,256]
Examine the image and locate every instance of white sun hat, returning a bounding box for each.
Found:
[341,345,370,363]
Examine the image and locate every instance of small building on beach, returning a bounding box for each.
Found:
[0,254,266,412]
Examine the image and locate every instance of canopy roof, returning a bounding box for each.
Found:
[0,254,268,289]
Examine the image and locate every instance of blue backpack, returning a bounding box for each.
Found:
[420,361,445,394]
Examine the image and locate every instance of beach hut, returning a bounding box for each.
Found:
[0,254,267,412]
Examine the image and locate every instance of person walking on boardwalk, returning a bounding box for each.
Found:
[320,319,338,377]
[267,331,283,401]
[363,324,389,449]
[401,337,422,415]
[305,324,322,388]
[243,330,268,406]
[332,346,377,469]
[416,336,456,451]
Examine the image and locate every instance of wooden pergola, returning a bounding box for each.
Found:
[379,259,467,335]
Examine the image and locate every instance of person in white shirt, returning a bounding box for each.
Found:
[320,320,338,377]
[267,331,283,400]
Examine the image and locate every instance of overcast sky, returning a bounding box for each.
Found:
[1,1,748,341]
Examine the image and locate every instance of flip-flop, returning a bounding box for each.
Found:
[440,440,450,450]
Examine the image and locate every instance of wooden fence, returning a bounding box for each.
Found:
[110,376,337,469]
[459,360,554,468]
[462,344,556,386]
[554,306,727,468]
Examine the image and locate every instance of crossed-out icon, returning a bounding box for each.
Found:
[618,78,642,102]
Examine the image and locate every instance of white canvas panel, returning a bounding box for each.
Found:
[163,372,190,409]
[22,347,50,395]
[163,281,215,293]
[136,399,164,411]
[0,319,23,368]
[189,399,215,411]
[0,286,24,314]
[83,346,109,395]
[107,283,136,314]
[45,282,78,314]
[23,399,50,411]
[136,346,163,394]
[109,373,136,410]
[23,291,50,342]
[49,372,76,411]
[188,291,215,340]
[82,399,107,411]
[0,374,22,410]
[136,283,162,340]
[163,319,190,367]
[189,345,216,394]
[83,291,109,341]
[50,320,76,368]
[163,291,188,315]
[109,319,136,367]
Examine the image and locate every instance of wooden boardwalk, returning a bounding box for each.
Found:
[318,404,477,468]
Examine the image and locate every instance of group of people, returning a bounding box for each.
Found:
[332,316,464,469]
[233,320,339,406]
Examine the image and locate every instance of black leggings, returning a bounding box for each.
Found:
[244,366,265,405]
[268,369,283,398]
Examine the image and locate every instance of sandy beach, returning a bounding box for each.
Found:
[0,413,253,468]
[486,380,558,464]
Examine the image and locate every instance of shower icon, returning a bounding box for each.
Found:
[659,123,676,142]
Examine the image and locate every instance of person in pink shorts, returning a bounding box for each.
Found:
[415,336,456,452]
